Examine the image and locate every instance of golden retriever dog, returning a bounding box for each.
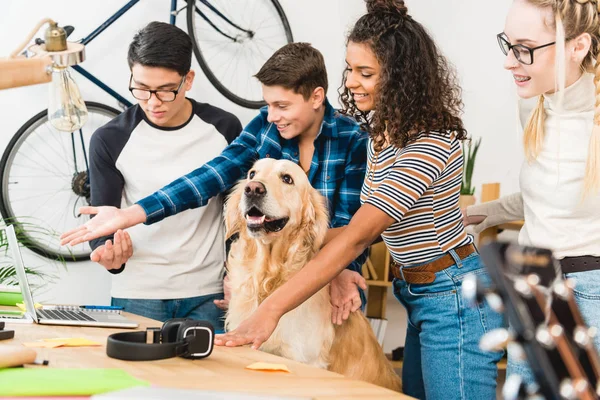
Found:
[224,158,401,392]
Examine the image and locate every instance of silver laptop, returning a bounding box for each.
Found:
[4,224,138,329]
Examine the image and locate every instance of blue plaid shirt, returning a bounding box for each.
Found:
[137,99,368,274]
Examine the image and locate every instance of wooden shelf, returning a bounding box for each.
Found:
[385,354,507,371]
[365,280,392,287]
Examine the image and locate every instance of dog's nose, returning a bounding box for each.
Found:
[244,181,266,198]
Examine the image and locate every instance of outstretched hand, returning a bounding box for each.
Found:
[60,205,145,246]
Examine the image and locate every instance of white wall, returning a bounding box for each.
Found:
[0,0,519,351]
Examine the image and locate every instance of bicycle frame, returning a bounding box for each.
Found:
[70,0,253,110]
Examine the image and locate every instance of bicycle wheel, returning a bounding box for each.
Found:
[0,102,121,261]
[187,0,293,109]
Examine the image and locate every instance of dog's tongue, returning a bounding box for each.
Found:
[247,215,266,224]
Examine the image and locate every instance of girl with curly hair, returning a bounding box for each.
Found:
[464,0,600,391]
[216,1,504,397]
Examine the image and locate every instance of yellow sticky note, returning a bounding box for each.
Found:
[23,341,66,348]
[44,338,102,347]
[245,362,291,373]
[16,302,42,311]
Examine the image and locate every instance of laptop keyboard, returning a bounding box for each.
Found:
[37,309,96,322]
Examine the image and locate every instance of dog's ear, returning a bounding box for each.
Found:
[302,187,330,248]
[224,181,245,240]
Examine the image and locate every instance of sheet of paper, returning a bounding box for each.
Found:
[16,302,42,311]
[245,362,291,373]
[0,368,149,396]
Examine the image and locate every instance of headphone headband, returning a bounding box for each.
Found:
[106,319,214,361]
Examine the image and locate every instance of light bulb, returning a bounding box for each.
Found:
[48,66,87,132]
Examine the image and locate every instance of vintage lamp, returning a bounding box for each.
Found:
[0,19,87,132]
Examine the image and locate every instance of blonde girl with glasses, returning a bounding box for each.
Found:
[464,0,600,389]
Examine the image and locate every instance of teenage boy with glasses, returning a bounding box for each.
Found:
[86,21,242,330]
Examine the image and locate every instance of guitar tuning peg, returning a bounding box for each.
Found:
[463,273,504,312]
[484,292,504,313]
[502,374,526,400]
[514,278,533,297]
[507,342,526,361]
[525,274,540,286]
[535,326,556,349]
[504,373,545,400]
[573,326,596,347]
[573,379,591,399]
[480,328,511,352]
[588,326,597,339]
[552,279,572,299]
[462,273,483,306]
[559,379,578,400]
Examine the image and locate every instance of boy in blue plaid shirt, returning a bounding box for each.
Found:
[62,43,369,322]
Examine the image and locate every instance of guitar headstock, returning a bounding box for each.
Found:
[477,242,600,400]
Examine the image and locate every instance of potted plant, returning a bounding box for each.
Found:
[460,137,481,209]
[0,218,64,305]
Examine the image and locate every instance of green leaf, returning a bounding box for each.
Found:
[460,137,482,196]
[0,218,67,292]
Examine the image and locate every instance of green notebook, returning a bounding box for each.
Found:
[0,368,149,396]
[0,290,23,306]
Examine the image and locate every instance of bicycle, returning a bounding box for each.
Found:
[0,0,293,261]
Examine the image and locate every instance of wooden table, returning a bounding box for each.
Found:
[2,312,411,399]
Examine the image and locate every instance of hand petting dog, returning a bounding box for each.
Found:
[215,303,280,350]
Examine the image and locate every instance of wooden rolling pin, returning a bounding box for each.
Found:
[0,346,37,368]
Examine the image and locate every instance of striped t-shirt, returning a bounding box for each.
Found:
[360,131,473,265]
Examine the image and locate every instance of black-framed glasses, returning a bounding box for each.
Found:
[497,33,555,65]
[128,75,186,102]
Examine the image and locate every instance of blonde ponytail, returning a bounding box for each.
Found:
[523,94,547,161]
[585,51,600,196]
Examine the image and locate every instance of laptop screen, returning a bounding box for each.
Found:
[5,225,39,323]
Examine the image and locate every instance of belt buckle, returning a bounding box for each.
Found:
[391,261,403,280]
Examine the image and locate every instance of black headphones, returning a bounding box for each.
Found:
[106,318,214,361]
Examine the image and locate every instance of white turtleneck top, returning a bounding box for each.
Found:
[468,72,600,259]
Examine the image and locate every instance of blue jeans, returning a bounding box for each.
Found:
[507,269,600,388]
[111,292,225,333]
[393,251,505,400]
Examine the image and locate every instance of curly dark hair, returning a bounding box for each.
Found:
[339,0,467,150]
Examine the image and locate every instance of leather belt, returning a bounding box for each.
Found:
[560,256,600,274]
[391,244,477,284]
